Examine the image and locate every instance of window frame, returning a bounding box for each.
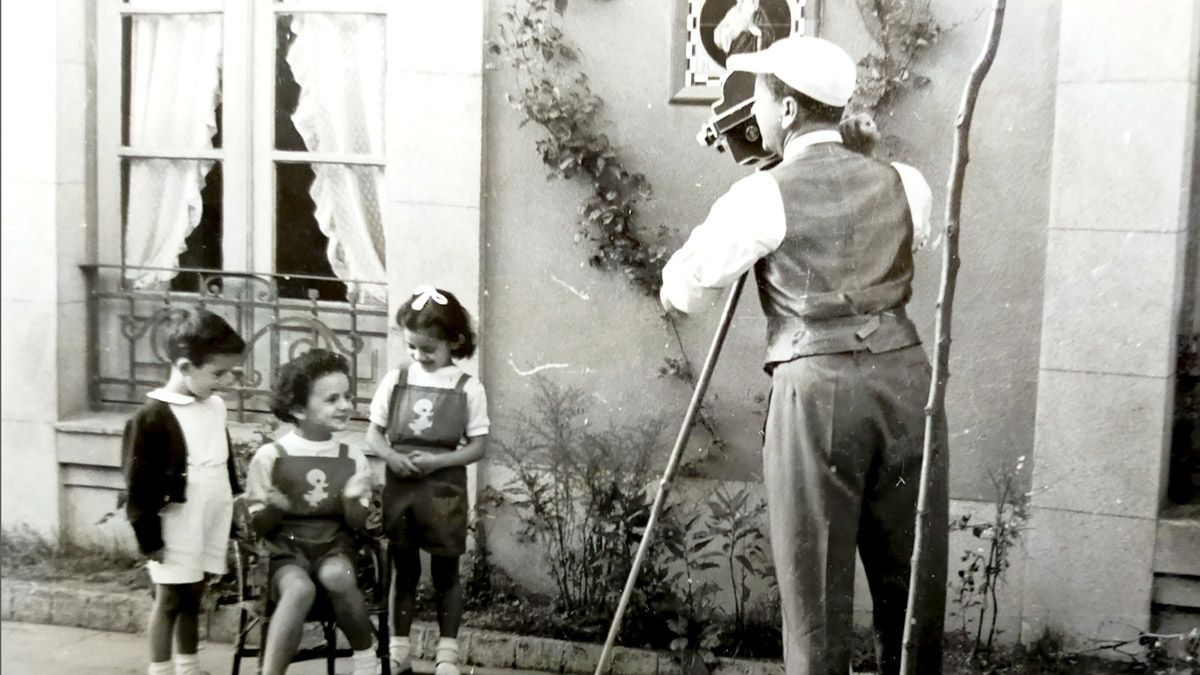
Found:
[97,0,392,288]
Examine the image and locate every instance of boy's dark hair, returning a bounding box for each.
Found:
[763,73,844,125]
[395,287,476,359]
[270,349,351,424]
[165,308,246,366]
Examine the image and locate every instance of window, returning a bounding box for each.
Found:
[98,0,390,303]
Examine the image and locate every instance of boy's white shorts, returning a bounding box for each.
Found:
[148,469,233,585]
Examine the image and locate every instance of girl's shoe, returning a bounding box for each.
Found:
[389,636,413,675]
[434,637,460,675]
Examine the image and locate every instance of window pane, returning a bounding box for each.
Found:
[173,161,224,291]
[121,158,222,290]
[121,13,223,150]
[274,15,304,152]
[275,162,346,302]
[274,13,385,154]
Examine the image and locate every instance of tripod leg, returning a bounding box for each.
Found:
[594,274,747,675]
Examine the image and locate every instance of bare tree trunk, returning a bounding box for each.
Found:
[899,2,1007,673]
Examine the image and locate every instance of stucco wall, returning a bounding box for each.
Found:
[1,1,93,540]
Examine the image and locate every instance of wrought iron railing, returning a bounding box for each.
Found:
[82,264,390,422]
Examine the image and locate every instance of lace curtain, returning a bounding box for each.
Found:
[123,13,222,287]
[286,11,388,304]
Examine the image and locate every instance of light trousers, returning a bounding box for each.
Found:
[763,346,948,675]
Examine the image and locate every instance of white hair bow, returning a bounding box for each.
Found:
[411,284,448,310]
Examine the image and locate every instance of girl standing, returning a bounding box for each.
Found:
[367,285,489,675]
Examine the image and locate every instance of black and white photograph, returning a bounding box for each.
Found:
[1,1,1197,673]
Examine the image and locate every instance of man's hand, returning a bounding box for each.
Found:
[659,284,677,314]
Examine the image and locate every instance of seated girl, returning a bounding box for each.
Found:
[245,349,378,675]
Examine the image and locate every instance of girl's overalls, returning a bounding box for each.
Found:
[382,367,470,556]
[266,442,358,578]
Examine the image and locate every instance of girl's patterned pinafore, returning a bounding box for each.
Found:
[382,367,470,556]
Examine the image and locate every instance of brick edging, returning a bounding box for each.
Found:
[0,578,783,674]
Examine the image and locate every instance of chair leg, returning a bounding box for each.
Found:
[231,607,247,675]
[259,611,269,672]
[325,621,337,675]
[379,609,390,675]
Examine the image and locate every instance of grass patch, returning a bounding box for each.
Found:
[0,526,149,592]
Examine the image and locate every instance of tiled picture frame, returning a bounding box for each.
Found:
[670,0,811,104]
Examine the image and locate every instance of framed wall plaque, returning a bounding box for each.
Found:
[670,0,811,105]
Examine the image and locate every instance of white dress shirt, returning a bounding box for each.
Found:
[660,130,933,314]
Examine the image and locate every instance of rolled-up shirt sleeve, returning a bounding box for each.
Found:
[660,171,786,314]
[891,162,934,251]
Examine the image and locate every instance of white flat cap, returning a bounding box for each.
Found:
[726,36,857,107]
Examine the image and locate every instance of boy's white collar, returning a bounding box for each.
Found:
[148,389,196,405]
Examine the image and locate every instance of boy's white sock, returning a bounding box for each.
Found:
[147,660,173,675]
[352,644,379,675]
[174,652,200,675]
[389,636,412,672]
[434,637,460,675]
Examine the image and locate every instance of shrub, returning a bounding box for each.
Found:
[493,375,664,640]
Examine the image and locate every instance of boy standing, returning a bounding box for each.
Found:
[122,308,245,675]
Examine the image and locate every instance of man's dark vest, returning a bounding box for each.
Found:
[755,141,921,367]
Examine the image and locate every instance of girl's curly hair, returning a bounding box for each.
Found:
[270,348,350,424]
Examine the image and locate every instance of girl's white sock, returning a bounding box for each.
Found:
[173,652,200,675]
[434,637,460,675]
[389,636,412,672]
[147,660,173,675]
[352,644,378,675]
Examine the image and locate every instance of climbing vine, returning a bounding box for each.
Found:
[489,0,669,297]
[848,0,941,116]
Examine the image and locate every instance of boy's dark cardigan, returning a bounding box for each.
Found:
[121,399,242,556]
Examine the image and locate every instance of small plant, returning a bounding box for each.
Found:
[948,456,1029,662]
[463,484,505,609]
[656,502,724,667]
[698,482,772,633]
[647,483,776,665]
[494,375,664,637]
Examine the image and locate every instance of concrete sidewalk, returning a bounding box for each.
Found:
[0,621,554,675]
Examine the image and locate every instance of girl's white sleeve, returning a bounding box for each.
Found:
[244,444,283,536]
[368,368,401,428]
[465,378,490,437]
